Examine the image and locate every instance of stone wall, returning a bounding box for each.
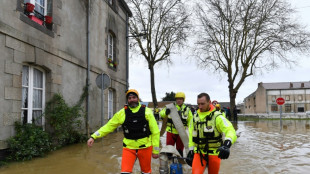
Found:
[0,0,129,150]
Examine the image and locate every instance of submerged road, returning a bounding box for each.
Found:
[1,120,310,174]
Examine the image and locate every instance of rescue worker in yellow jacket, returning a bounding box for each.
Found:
[87,89,160,174]
[160,92,193,157]
[215,103,226,118]
[187,93,237,174]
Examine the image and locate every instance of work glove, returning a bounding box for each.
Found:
[216,140,231,159]
[165,108,171,115]
[186,150,194,167]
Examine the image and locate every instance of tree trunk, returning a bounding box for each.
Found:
[229,86,237,122]
[149,65,158,108]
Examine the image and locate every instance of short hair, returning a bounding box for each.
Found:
[197,93,210,101]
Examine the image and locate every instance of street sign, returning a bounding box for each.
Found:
[276,97,285,105]
[96,73,111,89]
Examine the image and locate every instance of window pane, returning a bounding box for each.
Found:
[22,66,29,86]
[108,34,113,60]
[285,95,290,101]
[271,104,278,112]
[36,0,45,6]
[33,89,42,108]
[108,90,113,119]
[22,110,28,125]
[32,110,42,126]
[22,87,28,108]
[33,68,43,88]
[285,104,291,113]
[35,5,44,15]
[298,107,304,112]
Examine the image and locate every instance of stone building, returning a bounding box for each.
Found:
[0,0,132,153]
[244,82,310,114]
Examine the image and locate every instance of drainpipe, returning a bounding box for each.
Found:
[86,0,90,136]
[125,13,129,91]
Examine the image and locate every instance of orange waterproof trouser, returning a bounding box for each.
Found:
[121,146,152,173]
[192,153,221,174]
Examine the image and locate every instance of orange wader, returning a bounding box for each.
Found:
[192,153,221,174]
[121,146,153,173]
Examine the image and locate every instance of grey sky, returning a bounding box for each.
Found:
[128,0,310,105]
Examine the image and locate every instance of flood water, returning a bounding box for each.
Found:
[1,120,310,174]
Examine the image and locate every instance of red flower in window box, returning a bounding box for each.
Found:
[45,16,53,24]
[26,3,35,13]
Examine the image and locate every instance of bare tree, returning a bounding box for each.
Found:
[126,0,190,108]
[194,0,310,121]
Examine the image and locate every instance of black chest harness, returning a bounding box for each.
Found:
[122,105,151,140]
[193,111,222,167]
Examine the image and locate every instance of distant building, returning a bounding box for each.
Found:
[218,102,230,109]
[244,82,310,114]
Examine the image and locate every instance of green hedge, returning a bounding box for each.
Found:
[7,122,52,161]
[5,88,88,162]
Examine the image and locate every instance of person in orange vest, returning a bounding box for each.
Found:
[160,92,193,157]
[187,93,237,174]
[87,89,160,174]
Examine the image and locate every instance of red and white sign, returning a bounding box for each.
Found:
[276,97,285,105]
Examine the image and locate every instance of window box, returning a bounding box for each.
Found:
[107,58,118,68]
[28,15,43,25]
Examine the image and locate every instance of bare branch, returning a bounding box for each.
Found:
[126,0,191,107]
[194,0,310,116]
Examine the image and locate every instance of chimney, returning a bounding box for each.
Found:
[290,83,293,88]
[301,83,304,88]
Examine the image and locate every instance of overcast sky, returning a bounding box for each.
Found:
[128,0,310,105]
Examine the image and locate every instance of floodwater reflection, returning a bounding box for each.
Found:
[1,120,310,174]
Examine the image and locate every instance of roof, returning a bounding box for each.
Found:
[218,102,230,109]
[244,81,310,100]
[119,0,133,17]
[140,102,149,106]
[260,81,310,90]
[244,91,256,101]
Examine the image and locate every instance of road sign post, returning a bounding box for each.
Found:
[276,97,285,130]
[96,74,111,126]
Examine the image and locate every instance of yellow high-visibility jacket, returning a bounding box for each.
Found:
[188,105,237,155]
[91,103,160,154]
[160,104,193,134]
